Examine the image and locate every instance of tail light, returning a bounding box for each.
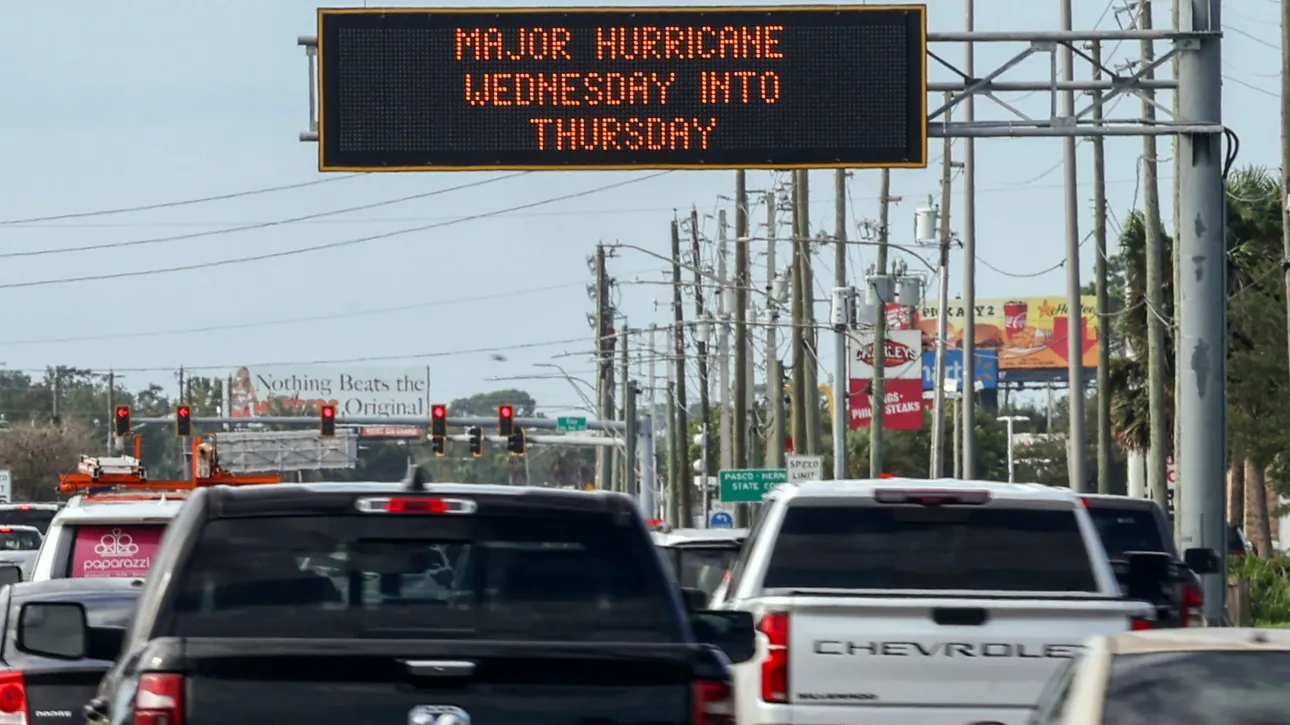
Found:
[134,673,183,725]
[1130,617,1155,631]
[692,680,734,725]
[758,612,789,703]
[1181,584,1204,627]
[354,497,477,514]
[0,671,28,725]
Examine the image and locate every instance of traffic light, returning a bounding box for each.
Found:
[507,426,526,456]
[319,405,337,437]
[175,405,192,437]
[467,426,484,458]
[498,404,514,437]
[431,436,446,458]
[113,405,132,438]
[431,404,448,438]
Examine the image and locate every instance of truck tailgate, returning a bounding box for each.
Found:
[182,639,697,725]
[785,596,1145,707]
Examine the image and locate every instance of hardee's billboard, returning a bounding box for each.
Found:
[915,296,1099,371]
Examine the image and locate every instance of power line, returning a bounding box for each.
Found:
[0,173,528,259]
[0,268,657,347]
[84,335,595,373]
[0,174,365,226]
[0,171,674,291]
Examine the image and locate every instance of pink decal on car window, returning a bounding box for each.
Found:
[71,525,165,578]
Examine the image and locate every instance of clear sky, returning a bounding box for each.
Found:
[0,0,1278,418]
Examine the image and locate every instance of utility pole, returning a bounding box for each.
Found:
[666,343,679,526]
[594,244,614,491]
[1060,0,1088,492]
[1281,0,1290,432]
[765,191,787,472]
[717,211,733,474]
[624,379,638,500]
[799,173,823,456]
[1172,0,1184,512]
[834,169,848,479]
[689,207,714,520]
[50,369,61,427]
[961,0,978,478]
[870,170,892,477]
[1176,0,1225,623]
[618,318,631,494]
[644,323,659,519]
[733,171,750,480]
[1092,40,1116,495]
[930,92,954,478]
[1141,0,1170,511]
[790,172,808,454]
[670,219,693,527]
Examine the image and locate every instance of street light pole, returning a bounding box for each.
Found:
[997,415,1029,483]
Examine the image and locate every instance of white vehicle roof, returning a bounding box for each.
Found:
[652,528,748,547]
[0,524,42,535]
[768,477,1068,502]
[52,496,183,523]
[1100,628,1290,655]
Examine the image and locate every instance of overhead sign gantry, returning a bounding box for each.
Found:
[310,5,928,171]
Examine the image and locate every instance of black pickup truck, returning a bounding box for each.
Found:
[1081,494,1220,627]
[84,473,754,725]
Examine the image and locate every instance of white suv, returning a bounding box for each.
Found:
[29,491,186,581]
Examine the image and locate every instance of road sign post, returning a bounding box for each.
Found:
[557,417,588,433]
[786,454,824,484]
[718,468,787,504]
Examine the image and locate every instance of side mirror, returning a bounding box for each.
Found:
[691,610,755,664]
[1123,551,1172,602]
[1184,547,1221,575]
[680,587,708,611]
[0,565,22,586]
[16,602,87,660]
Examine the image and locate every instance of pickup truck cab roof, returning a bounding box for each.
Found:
[652,528,749,547]
[716,477,1152,725]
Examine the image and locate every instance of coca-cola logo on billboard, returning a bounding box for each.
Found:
[854,339,919,367]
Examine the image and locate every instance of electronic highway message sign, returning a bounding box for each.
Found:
[316,5,928,172]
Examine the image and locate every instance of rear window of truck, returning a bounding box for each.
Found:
[764,504,1098,592]
[70,524,167,579]
[1085,507,1169,560]
[0,509,57,535]
[170,514,679,641]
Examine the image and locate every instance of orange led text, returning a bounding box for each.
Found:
[464,71,677,107]
[455,27,574,61]
[595,25,785,61]
[529,117,719,151]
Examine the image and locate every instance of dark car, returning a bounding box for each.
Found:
[0,578,142,725]
[86,471,753,725]
[1081,494,1219,627]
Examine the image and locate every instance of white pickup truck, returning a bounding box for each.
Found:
[711,479,1155,725]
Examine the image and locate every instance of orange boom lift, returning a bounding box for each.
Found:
[58,434,282,494]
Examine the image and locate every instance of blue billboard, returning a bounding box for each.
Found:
[921,350,999,391]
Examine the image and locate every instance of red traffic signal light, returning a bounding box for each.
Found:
[320,405,337,437]
[113,405,132,438]
[431,404,448,438]
[498,404,514,437]
[175,405,192,437]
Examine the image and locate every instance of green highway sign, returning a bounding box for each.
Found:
[719,468,788,503]
[557,417,587,432]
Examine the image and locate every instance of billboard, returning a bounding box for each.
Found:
[848,329,923,430]
[228,366,431,419]
[920,350,999,391]
[316,6,927,171]
[915,296,1099,376]
[848,330,923,380]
